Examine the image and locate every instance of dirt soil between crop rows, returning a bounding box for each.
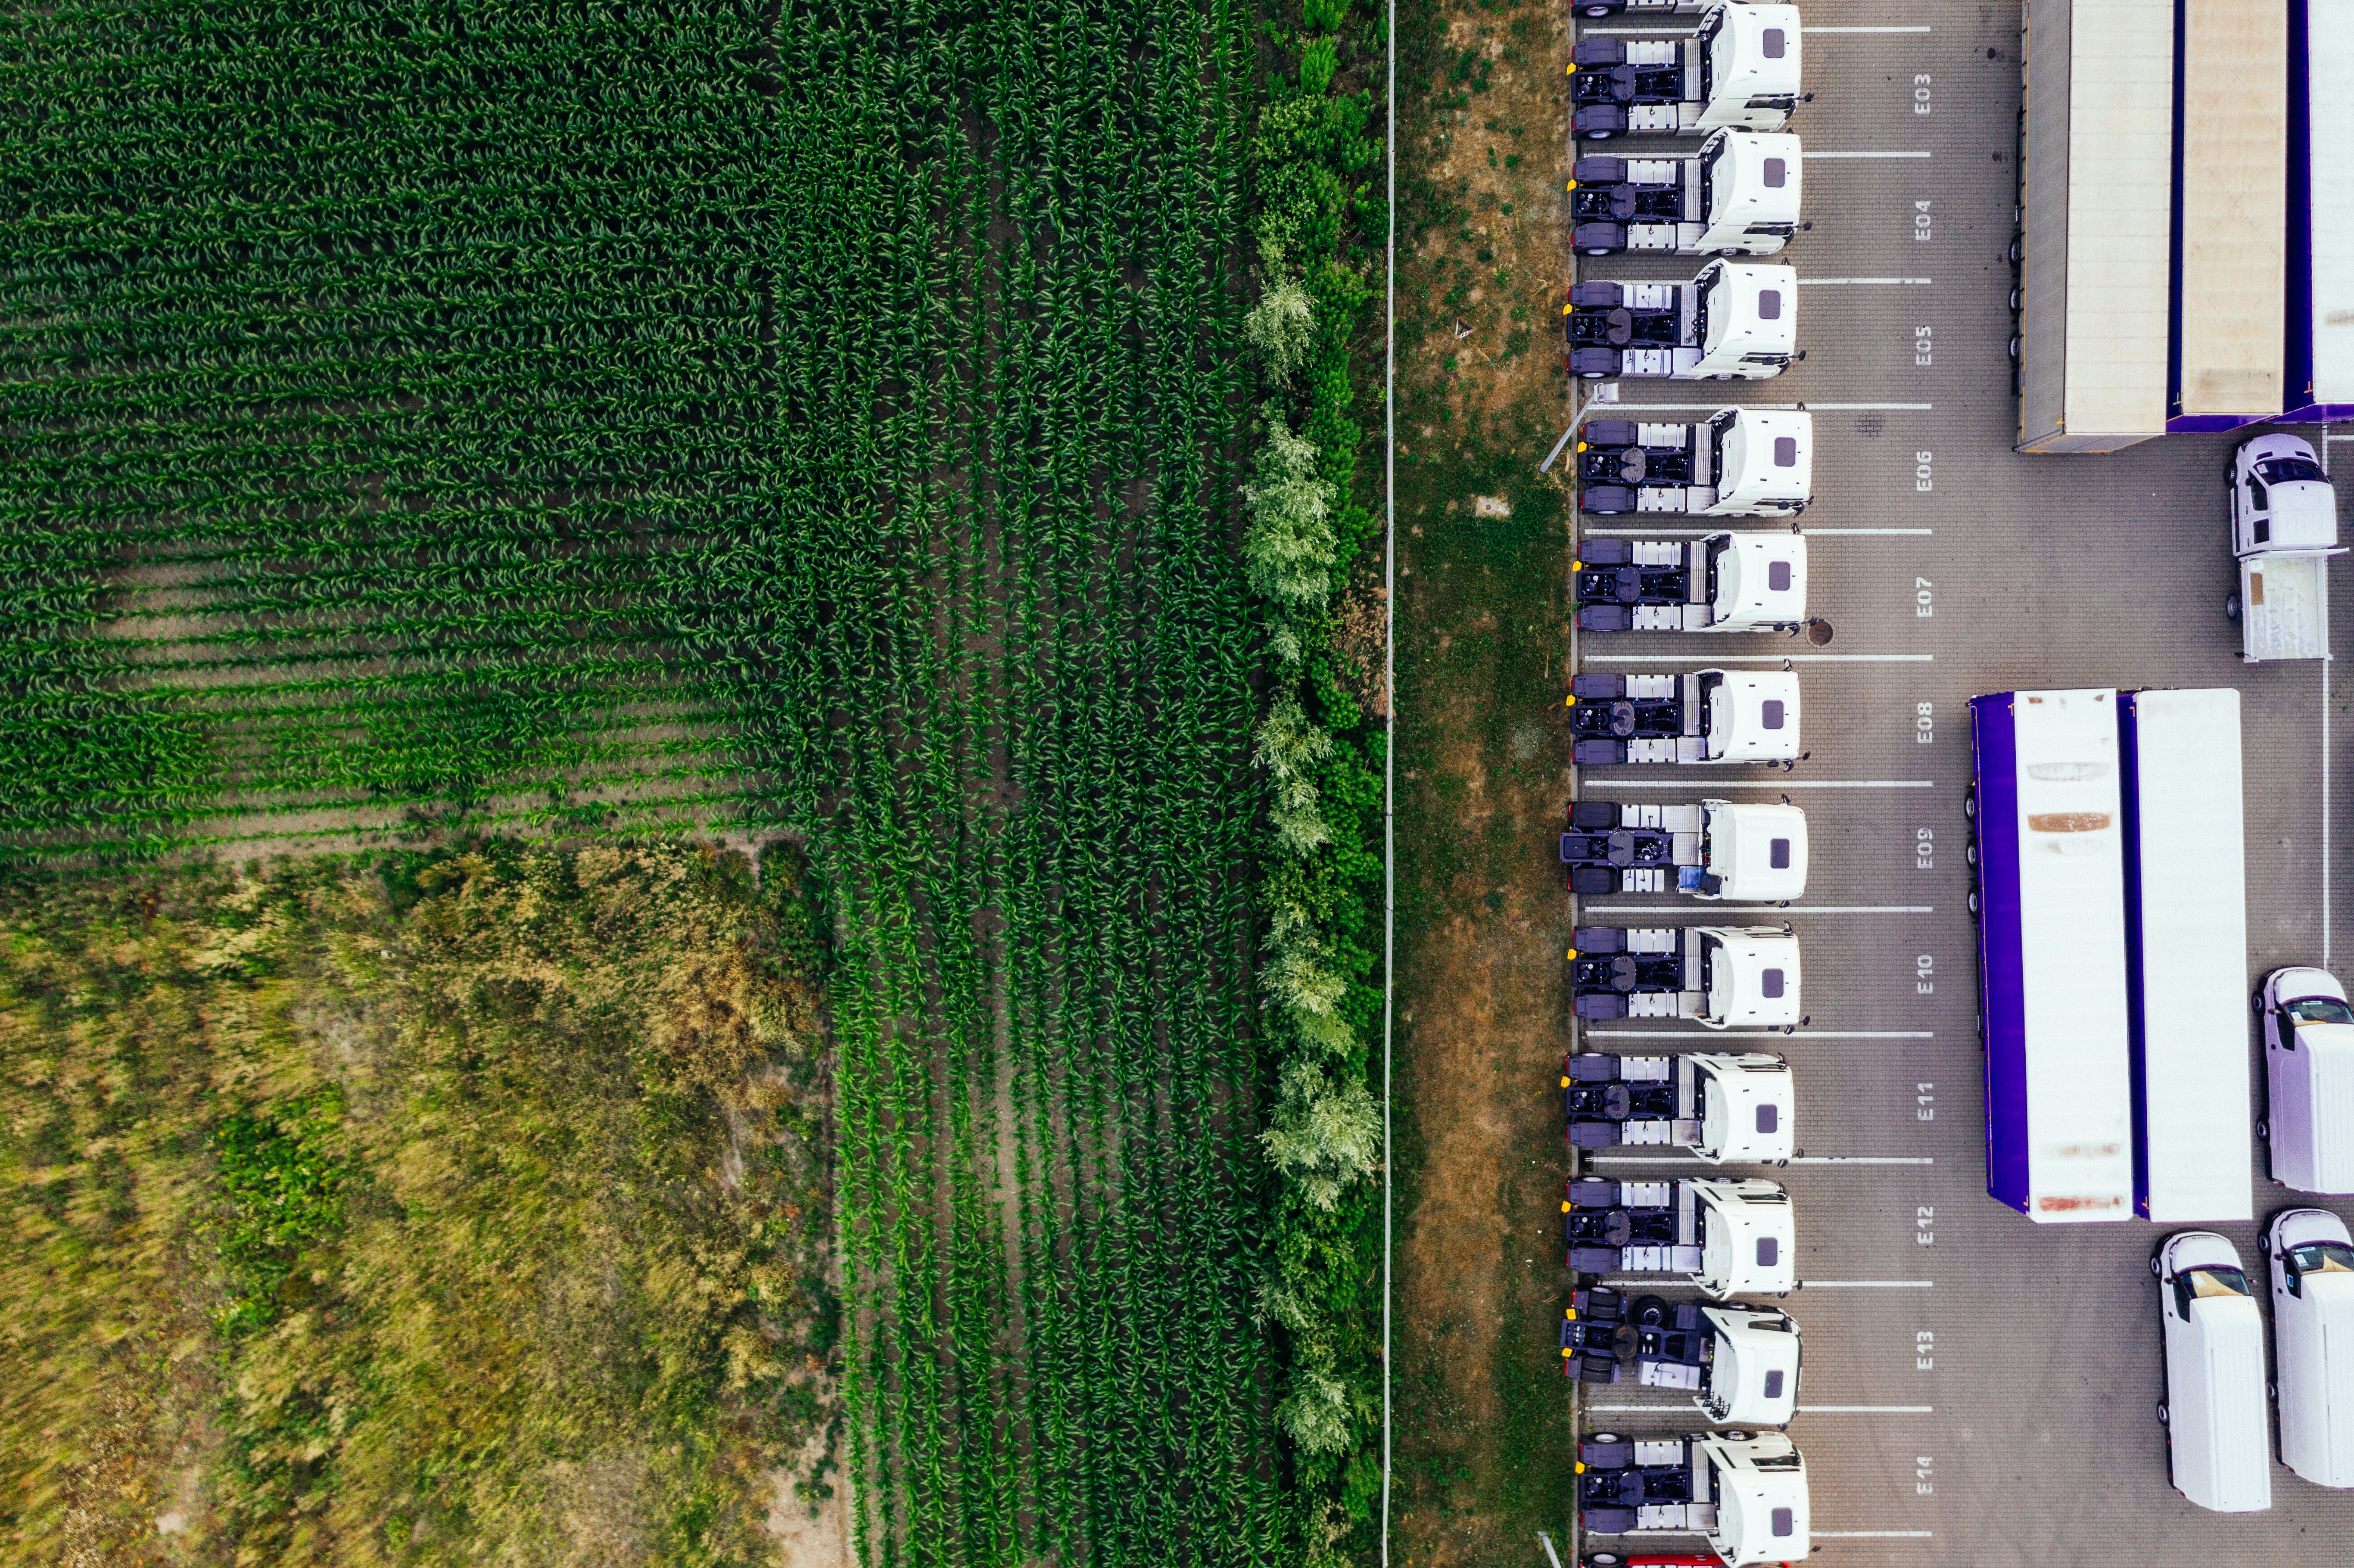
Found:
[1389,0,1584,1560]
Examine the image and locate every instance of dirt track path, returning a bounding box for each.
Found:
[1389,0,1582,1559]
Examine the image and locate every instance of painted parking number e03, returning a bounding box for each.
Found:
[1915,74,1932,114]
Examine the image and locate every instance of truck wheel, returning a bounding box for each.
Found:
[2257,1119,2270,1143]
[2225,593,2241,621]
[1582,370,1606,381]
[1588,129,1614,141]
[2150,1255,2164,1276]
[1721,1429,1752,1441]
[1586,247,1611,257]
[1589,1431,1624,1445]
[1585,1555,1625,1568]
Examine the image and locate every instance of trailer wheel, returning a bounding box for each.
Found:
[2225,592,2241,621]
[2156,1403,2170,1426]
[2008,236,2025,264]
[1965,891,1979,916]
[1964,841,1977,867]
[2009,286,2022,313]
[1962,788,1975,820]
[2269,1382,2279,1400]
[2257,1119,2270,1143]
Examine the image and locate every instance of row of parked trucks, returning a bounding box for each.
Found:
[1557,20,1817,1556]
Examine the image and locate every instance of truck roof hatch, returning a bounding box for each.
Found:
[1699,1061,1795,1162]
[1703,929,1802,1027]
[1711,3,1804,104]
[1704,669,1801,761]
[1703,1307,1802,1424]
[1714,409,1812,510]
[1707,800,1808,901]
[1712,533,1807,627]
[1704,1433,1811,1565]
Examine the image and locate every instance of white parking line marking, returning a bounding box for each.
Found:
[1591,650,1940,664]
[1799,277,1933,286]
[1584,400,1933,411]
[1585,1403,1936,1412]
[1579,526,1935,537]
[1587,1154,1936,1166]
[1815,1531,1937,1540]
[2326,657,2335,967]
[1584,779,1934,789]
[1803,149,1934,159]
[1799,1280,1935,1289]
[1579,900,1918,915]
[1805,24,1933,31]
[1584,1029,1936,1039]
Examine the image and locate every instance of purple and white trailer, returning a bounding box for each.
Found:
[1969,688,2133,1222]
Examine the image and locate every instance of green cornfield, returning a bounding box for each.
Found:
[5,0,1291,1563]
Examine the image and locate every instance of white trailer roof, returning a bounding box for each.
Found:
[2128,689,2252,1221]
[2016,0,2174,450]
[2177,0,2285,415]
[2014,688,2134,1219]
[2309,0,2354,403]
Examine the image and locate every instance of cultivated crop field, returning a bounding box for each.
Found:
[1,0,1395,1564]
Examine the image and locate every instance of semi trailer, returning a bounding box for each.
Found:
[1562,263,1797,380]
[1569,2,1802,142]
[1562,1288,1802,1425]
[2118,688,2251,1222]
[1969,688,2133,1221]
[2228,431,2340,663]
[1574,532,1806,633]
[1562,1051,1794,1162]
[1569,127,1802,257]
[1576,1431,1811,1565]
[1564,1176,1796,1295]
[1567,925,1800,1027]
[1576,408,1811,517]
[1558,798,1807,900]
[1567,669,1800,766]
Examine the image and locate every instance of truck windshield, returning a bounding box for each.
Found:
[2174,1265,2250,1319]
[2285,996,2354,1025]
[2289,1242,2354,1280]
[2257,457,2327,485]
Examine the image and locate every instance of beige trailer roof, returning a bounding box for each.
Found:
[2017,0,2176,452]
[2177,0,2286,416]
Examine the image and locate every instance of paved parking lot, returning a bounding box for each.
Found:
[1556,1,2354,1560]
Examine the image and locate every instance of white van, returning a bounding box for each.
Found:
[2153,1231,2273,1512]
[2258,966,2354,1193]
[2267,1208,2354,1487]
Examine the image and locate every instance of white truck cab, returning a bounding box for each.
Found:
[2258,965,2354,1192]
[2267,1207,2354,1487]
[1575,408,1812,517]
[2154,1230,2272,1513]
[1559,797,1807,900]
[1567,924,1801,1027]
[1563,1291,1802,1427]
[1570,2,1803,141]
[1564,1176,1796,1297]
[1562,1051,1794,1163]
[1563,262,1797,380]
[1576,1430,1809,1565]
[1568,669,1801,766]
[1568,127,1803,257]
[1573,532,1807,634]
[2228,432,2341,662]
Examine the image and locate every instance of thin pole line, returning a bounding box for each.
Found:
[1380,0,1396,1549]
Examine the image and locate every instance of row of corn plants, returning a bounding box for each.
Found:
[1239,0,1392,1556]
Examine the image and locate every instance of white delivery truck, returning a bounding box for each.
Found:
[1564,1176,1796,1296]
[1568,669,1800,766]
[1569,128,1803,256]
[1566,925,1800,1027]
[1558,797,1807,899]
[1562,263,1797,381]
[2227,431,2341,662]
[1574,532,1806,634]
[1968,689,2133,1221]
[1575,408,1812,517]
[1576,1431,1809,1565]
[2257,965,2354,1193]
[1561,1288,1802,1427]
[1569,2,1802,141]
[2118,689,2252,1222]
[2154,1230,2273,1513]
[2267,1208,2354,1488]
[1561,1051,1794,1162]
